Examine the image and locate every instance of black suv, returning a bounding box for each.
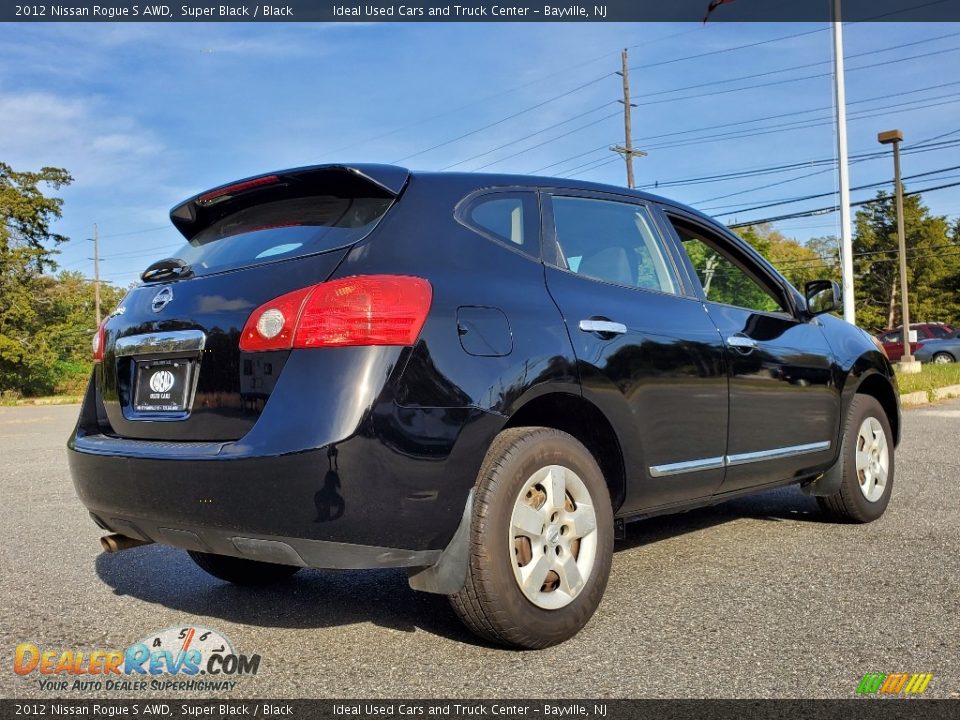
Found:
[69,164,899,648]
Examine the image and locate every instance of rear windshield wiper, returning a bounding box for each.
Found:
[141,257,194,283]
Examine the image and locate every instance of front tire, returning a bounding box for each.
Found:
[449,427,614,649]
[817,395,895,523]
[932,352,955,364]
[188,550,301,585]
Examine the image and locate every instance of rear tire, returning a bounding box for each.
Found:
[932,352,955,364]
[449,427,614,649]
[817,395,895,523]
[187,550,301,585]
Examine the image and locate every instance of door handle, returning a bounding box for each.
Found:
[727,334,758,352]
[579,319,627,335]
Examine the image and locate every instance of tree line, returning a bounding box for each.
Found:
[1,161,958,397]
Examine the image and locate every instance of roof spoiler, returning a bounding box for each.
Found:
[168,163,410,240]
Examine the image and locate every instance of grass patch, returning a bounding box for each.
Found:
[895,363,960,402]
[0,394,83,407]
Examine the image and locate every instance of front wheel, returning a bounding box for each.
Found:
[449,427,614,649]
[932,352,955,364]
[817,395,895,523]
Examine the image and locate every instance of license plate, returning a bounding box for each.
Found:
[133,359,194,413]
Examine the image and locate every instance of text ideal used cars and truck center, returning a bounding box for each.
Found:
[69,164,900,648]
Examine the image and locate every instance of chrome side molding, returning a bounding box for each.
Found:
[114,330,207,357]
[726,441,831,467]
[649,456,725,478]
[650,440,831,478]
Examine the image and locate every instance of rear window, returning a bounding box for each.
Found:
[170,195,392,276]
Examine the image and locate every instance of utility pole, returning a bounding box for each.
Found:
[878,129,920,374]
[611,48,645,189]
[832,0,855,325]
[92,223,101,326]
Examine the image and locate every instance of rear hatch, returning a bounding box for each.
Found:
[96,164,408,441]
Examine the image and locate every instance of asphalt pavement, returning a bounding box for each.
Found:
[1,401,958,699]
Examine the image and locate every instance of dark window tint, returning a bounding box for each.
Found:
[549,196,679,294]
[928,325,950,338]
[669,218,786,314]
[462,192,540,258]
[171,195,392,277]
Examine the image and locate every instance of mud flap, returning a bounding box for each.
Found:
[407,490,473,595]
[801,458,843,497]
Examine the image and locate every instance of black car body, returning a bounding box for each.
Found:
[68,164,900,647]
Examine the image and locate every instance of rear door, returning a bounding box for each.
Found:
[98,166,401,441]
[541,190,729,511]
[659,208,840,493]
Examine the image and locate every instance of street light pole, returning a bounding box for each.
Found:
[878,129,919,373]
[832,0,855,324]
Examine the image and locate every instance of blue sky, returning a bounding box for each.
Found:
[2,20,959,288]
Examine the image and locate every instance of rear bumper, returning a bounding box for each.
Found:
[68,394,504,570]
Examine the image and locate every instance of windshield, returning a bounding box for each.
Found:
[168,195,392,277]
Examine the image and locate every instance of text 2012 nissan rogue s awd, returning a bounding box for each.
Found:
[69,164,900,648]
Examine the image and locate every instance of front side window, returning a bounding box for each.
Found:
[549,196,680,294]
[669,217,786,314]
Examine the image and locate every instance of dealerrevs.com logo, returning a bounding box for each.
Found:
[14,626,261,693]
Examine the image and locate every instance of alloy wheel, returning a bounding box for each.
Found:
[855,417,889,503]
[509,464,598,610]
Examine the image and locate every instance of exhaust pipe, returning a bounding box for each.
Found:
[100,534,153,553]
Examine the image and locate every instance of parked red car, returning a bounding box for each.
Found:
[876,322,954,361]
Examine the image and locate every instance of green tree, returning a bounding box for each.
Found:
[852,190,960,332]
[740,224,838,290]
[0,163,74,395]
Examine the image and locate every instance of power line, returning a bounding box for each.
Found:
[640,93,960,154]
[470,110,622,171]
[559,156,622,178]
[96,225,168,239]
[635,30,960,102]
[635,80,960,149]
[728,180,960,228]
[472,77,960,175]
[391,25,867,167]
[638,138,960,191]
[710,165,960,216]
[439,102,618,171]
[515,33,960,178]
[317,25,706,159]
[627,26,829,73]
[518,64,959,179]
[630,45,960,111]
[390,73,613,164]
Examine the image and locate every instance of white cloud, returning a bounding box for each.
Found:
[0,91,165,187]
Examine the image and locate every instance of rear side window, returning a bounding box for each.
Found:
[549,196,680,295]
[172,195,392,277]
[460,192,540,258]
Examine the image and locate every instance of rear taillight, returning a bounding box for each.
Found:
[92,321,106,362]
[239,275,432,352]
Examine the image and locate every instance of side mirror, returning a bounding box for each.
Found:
[804,280,842,316]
